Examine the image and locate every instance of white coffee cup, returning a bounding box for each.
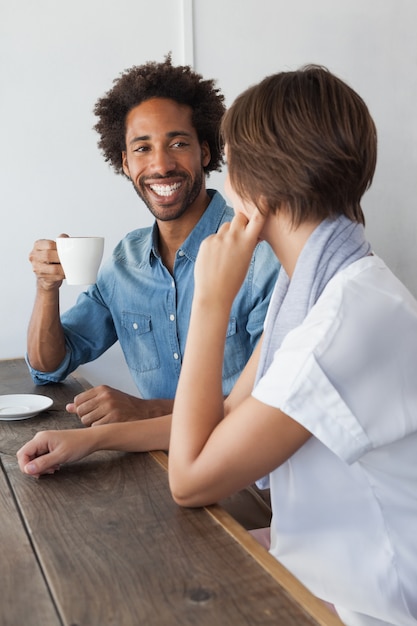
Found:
[56,237,104,285]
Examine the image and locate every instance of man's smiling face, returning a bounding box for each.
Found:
[122,97,211,222]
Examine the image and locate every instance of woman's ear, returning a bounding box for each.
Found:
[256,195,272,217]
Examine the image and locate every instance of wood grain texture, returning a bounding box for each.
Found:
[0,359,85,456]
[152,450,344,626]
[0,457,60,626]
[4,451,323,626]
[1,360,342,626]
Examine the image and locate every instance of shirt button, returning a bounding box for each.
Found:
[132,322,138,330]
[170,314,175,321]
[171,280,175,288]
[173,352,179,360]
[178,250,185,257]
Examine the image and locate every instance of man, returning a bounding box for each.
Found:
[26,56,278,527]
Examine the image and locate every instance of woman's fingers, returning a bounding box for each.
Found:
[17,431,71,477]
[227,207,267,242]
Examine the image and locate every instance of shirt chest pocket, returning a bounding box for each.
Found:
[121,312,160,373]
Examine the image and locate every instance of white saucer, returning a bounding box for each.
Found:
[0,394,53,421]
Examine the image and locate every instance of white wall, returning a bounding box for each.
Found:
[1,0,416,394]
[196,0,417,299]
[0,0,187,392]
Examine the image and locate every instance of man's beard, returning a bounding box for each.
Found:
[131,168,205,222]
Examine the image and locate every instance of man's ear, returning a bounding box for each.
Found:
[122,152,130,178]
[201,141,211,168]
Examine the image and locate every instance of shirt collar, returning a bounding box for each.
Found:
[178,190,228,262]
[148,189,228,264]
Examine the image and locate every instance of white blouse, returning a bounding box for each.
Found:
[253,256,417,626]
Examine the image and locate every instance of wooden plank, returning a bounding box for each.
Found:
[152,451,343,626]
[0,359,341,626]
[4,451,323,626]
[0,456,60,626]
[0,359,84,457]
[0,358,88,401]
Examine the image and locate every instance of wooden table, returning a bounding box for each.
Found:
[0,358,343,626]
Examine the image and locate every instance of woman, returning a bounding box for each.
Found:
[168,66,417,625]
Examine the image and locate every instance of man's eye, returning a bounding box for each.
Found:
[172,141,188,149]
[133,146,149,153]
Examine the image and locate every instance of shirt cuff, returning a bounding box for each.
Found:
[25,351,72,385]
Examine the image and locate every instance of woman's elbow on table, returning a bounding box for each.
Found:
[169,476,199,508]
[169,468,216,509]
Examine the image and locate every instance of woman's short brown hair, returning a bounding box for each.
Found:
[221,65,377,226]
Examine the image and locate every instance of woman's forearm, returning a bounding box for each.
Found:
[17,414,173,477]
[169,299,229,489]
[93,414,172,452]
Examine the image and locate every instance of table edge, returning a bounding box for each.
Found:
[150,450,343,626]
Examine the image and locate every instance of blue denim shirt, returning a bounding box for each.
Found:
[28,191,279,398]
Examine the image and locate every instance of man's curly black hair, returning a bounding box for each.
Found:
[94,54,225,177]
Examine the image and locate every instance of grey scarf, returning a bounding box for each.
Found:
[255,215,371,384]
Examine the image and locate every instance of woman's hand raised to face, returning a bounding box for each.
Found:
[193,207,268,310]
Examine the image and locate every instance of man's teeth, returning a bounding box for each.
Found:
[150,182,181,197]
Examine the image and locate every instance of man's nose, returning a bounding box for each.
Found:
[150,148,176,174]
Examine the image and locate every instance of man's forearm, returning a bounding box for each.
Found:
[27,288,66,371]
